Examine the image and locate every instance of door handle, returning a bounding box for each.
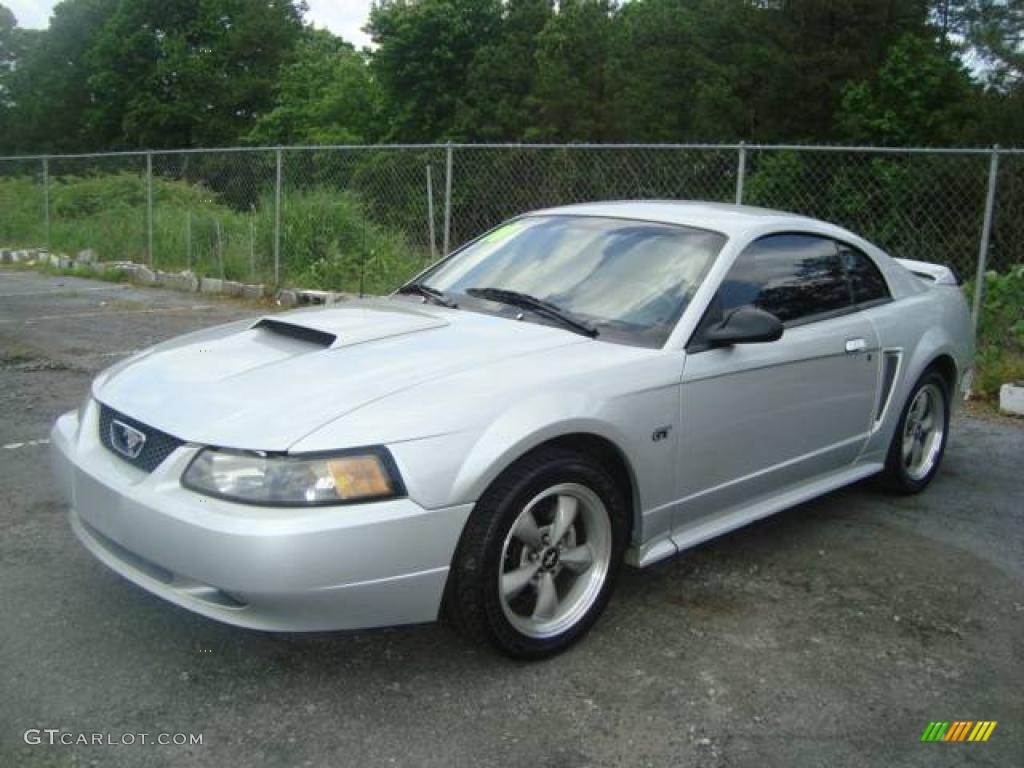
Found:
[845,337,867,354]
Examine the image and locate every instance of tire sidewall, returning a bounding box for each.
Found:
[887,370,951,493]
[454,450,628,658]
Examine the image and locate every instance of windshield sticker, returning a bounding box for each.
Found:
[482,221,524,244]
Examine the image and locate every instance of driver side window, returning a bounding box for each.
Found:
[690,234,855,350]
[717,234,851,324]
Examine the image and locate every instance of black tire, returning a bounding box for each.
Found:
[445,446,629,659]
[879,369,951,494]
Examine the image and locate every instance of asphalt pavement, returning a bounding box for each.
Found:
[1,269,1021,767]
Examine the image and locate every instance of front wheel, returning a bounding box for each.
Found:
[446,447,628,659]
[879,370,950,494]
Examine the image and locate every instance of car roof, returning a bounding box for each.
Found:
[530,200,832,239]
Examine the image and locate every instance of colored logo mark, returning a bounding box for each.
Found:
[921,721,997,742]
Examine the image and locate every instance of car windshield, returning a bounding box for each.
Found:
[421,215,727,347]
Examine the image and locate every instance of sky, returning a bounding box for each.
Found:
[2,0,376,48]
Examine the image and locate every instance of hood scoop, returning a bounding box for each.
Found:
[253,317,336,347]
[248,301,450,351]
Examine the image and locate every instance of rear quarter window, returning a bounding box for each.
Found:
[837,244,891,305]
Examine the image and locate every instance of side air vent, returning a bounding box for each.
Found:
[253,318,336,347]
[875,350,903,426]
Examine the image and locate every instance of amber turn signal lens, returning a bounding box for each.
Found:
[327,456,393,499]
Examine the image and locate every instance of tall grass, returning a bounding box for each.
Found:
[0,176,46,247]
[0,172,427,294]
[965,267,1024,402]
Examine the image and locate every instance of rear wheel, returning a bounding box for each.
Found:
[880,370,950,494]
[446,447,628,659]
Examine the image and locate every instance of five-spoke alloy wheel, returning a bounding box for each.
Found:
[446,447,628,658]
[498,483,612,639]
[881,369,951,494]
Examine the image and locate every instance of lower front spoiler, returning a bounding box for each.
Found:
[70,509,452,632]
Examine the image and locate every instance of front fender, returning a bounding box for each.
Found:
[450,392,635,506]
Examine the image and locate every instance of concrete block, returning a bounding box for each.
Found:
[136,265,156,284]
[177,271,199,292]
[999,383,1024,417]
[242,283,265,300]
[0,249,11,263]
[108,262,138,278]
[277,289,298,307]
[76,248,97,264]
[297,289,339,306]
[200,277,223,294]
[58,255,73,269]
[155,270,197,292]
[221,280,244,297]
[94,260,130,273]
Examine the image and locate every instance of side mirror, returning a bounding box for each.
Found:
[705,306,783,346]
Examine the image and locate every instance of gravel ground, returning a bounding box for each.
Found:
[1,269,1021,768]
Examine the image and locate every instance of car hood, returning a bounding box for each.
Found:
[94,299,589,451]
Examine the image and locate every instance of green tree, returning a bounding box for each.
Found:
[838,34,978,144]
[528,0,615,141]
[456,0,553,140]
[248,28,383,145]
[933,0,1022,82]
[737,0,932,140]
[369,0,503,141]
[84,0,305,148]
[934,1,1023,144]
[0,3,19,107]
[0,3,15,70]
[2,0,118,152]
[604,0,701,141]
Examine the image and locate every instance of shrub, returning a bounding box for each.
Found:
[0,175,46,246]
[0,173,427,292]
[965,266,1024,401]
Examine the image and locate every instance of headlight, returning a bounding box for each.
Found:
[181,447,404,506]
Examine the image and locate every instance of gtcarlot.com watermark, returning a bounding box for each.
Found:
[24,729,203,746]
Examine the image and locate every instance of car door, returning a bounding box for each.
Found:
[674,233,881,529]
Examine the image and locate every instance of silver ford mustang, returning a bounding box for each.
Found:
[51,202,973,658]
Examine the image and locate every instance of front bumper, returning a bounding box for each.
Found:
[50,404,473,631]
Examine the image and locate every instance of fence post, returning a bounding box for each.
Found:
[426,165,437,260]
[443,142,453,255]
[145,151,154,266]
[735,142,747,205]
[249,210,256,281]
[42,157,51,252]
[215,218,224,278]
[971,146,1000,335]
[274,148,283,286]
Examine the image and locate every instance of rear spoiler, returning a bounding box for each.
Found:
[894,258,959,286]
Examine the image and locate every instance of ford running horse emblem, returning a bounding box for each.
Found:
[110,419,147,459]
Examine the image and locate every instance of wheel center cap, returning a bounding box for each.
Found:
[541,548,560,570]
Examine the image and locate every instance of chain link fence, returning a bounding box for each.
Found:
[1,143,1021,315]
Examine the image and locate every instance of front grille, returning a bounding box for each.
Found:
[98,404,184,473]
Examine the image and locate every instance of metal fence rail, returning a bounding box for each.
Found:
[1,143,1021,320]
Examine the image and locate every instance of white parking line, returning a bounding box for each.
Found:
[0,286,118,298]
[3,438,50,451]
[87,349,143,359]
[0,306,214,324]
